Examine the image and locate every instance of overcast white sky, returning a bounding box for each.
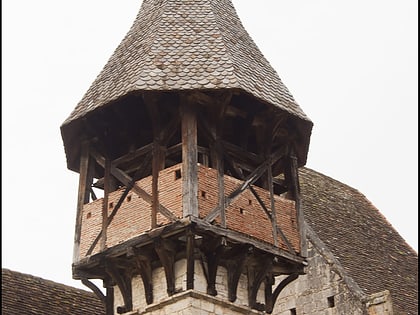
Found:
[2,0,418,290]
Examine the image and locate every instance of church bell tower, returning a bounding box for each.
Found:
[61,0,313,314]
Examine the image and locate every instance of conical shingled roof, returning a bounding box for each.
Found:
[62,0,311,126]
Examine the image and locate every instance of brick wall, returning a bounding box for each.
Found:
[79,164,300,258]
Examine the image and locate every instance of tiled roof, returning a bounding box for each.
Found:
[299,167,418,315]
[62,0,310,126]
[1,268,105,315]
[2,170,416,314]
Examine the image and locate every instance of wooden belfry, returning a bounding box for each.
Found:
[61,0,313,314]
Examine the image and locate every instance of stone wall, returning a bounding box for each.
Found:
[113,258,267,315]
[111,226,394,315]
[270,225,393,315]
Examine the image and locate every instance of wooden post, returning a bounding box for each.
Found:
[181,96,198,217]
[101,157,111,251]
[288,147,306,257]
[73,141,90,263]
[216,140,226,227]
[267,161,278,246]
[151,143,164,228]
[186,229,195,290]
[104,279,115,315]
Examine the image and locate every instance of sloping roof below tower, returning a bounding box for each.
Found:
[62,0,310,126]
[2,170,417,314]
[1,268,105,315]
[299,167,418,315]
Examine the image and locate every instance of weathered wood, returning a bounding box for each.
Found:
[166,143,182,157]
[248,257,272,311]
[216,141,226,227]
[112,143,153,167]
[289,148,306,257]
[181,99,198,217]
[151,143,165,228]
[159,113,181,145]
[81,278,106,304]
[199,237,222,296]
[111,165,176,221]
[106,264,133,314]
[205,158,271,222]
[86,158,153,256]
[101,158,111,251]
[190,217,306,265]
[74,141,91,263]
[222,140,264,166]
[226,246,249,302]
[135,256,153,304]
[249,186,272,220]
[266,273,299,313]
[105,280,114,315]
[264,275,274,313]
[186,229,195,290]
[154,238,177,295]
[276,226,295,254]
[90,147,177,221]
[267,161,278,247]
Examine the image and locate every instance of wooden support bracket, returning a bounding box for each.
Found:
[154,237,177,296]
[105,263,133,314]
[265,273,299,314]
[134,255,154,304]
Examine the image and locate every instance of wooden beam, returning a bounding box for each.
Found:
[81,278,106,304]
[101,158,111,251]
[190,217,305,265]
[89,148,177,221]
[104,279,115,315]
[151,143,165,228]
[266,273,299,313]
[226,245,249,302]
[85,161,151,257]
[105,264,133,314]
[199,238,222,296]
[267,161,278,247]
[154,238,177,296]
[74,141,91,263]
[111,143,153,167]
[216,141,226,227]
[186,229,195,290]
[248,256,272,311]
[205,158,271,222]
[289,148,306,257]
[134,256,153,304]
[181,98,198,217]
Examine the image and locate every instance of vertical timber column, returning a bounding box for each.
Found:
[181,96,198,217]
[267,160,278,246]
[288,147,306,257]
[104,279,115,315]
[151,143,165,228]
[74,140,91,262]
[101,157,111,251]
[216,139,226,227]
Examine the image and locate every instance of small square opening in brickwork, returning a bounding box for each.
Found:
[127,195,132,202]
[86,212,92,219]
[248,199,252,205]
[109,202,113,209]
[201,191,206,198]
[239,208,244,214]
[175,169,181,180]
[290,308,296,315]
[328,296,335,308]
